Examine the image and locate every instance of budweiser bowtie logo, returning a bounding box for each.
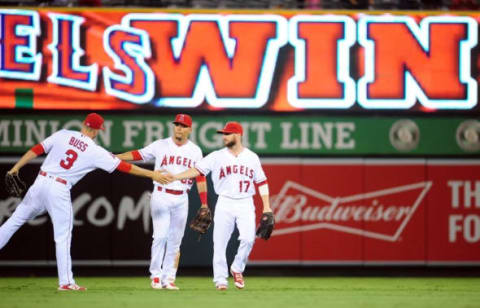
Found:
[271,181,432,242]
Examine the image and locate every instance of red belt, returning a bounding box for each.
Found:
[39,170,67,185]
[157,187,189,195]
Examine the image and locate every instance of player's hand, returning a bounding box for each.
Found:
[163,172,176,184]
[153,171,171,184]
[8,168,19,175]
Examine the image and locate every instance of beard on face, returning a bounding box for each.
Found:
[225,139,236,148]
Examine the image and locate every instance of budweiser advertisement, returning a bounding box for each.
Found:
[251,159,480,265]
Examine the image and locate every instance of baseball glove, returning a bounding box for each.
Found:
[5,172,26,198]
[256,212,275,240]
[189,207,212,235]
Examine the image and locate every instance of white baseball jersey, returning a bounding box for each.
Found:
[196,147,266,199]
[40,129,121,186]
[138,137,203,191]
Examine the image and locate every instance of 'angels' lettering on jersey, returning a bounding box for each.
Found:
[219,165,254,180]
[160,155,193,168]
[139,137,203,191]
[196,147,267,199]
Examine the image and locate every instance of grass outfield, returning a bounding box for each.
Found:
[0,277,479,308]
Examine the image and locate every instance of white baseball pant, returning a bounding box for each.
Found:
[0,174,75,286]
[149,187,188,284]
[212,195,256,286]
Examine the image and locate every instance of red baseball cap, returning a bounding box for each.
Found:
[173,114,192,127]
[217,121,243,135]
[84,113,105,130]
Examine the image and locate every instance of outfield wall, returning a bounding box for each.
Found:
[0,158,478,266]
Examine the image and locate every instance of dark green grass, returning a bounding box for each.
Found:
[0,277,479,308]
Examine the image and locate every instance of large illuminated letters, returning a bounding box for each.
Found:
[288,15,356,109]
[123,13,288,108]
[103,25,155,104]
[0,9,41,81]
[0,10,477,111]
[47,13,98,91]
[358,16,477,109]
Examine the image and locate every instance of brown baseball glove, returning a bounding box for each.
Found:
[5,172,26,198]
[189,207,212,235]
[256,212,275,240]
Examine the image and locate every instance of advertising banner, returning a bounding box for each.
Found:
[0,9,479,112]
[0,114,479,155]
[0,158,478,266]
[426,161,480,263]
[250,159,480,264]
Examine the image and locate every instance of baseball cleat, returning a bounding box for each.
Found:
[162,282,180,290]
[216,284,227,291]
[151,277,163,289]
[230,269,245,289]
[57,284,86,291]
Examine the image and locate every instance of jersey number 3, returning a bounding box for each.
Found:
[60,149,78,170]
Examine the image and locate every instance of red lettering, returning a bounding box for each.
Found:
[161,155,168,167]
[367,22,466,100]
[297,22,346,98]
[57,19,90,82]
[67,137,88,152]
[106,30,148,96]
[2,14,34,73]
[130,19,277,98]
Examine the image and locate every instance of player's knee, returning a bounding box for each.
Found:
[53,234,69,244]
[239,238,254,249]
[152,235,168,246]
[213,254,226,264]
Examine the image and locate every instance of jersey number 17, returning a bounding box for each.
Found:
[239,180,250,193]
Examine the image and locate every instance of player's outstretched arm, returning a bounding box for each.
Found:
[116,150,142,161]
[196,175,208,208]
[116,161,169,184]
[9,144,44,174]
[173,168,201,181]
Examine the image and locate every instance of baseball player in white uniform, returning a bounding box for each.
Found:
[0,113,164,291]
[161,121,272,291]
[116,114,207,291]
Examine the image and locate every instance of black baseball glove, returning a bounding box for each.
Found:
[5,172,26,198]
[256,212,275,240]
[189,207,212,235]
